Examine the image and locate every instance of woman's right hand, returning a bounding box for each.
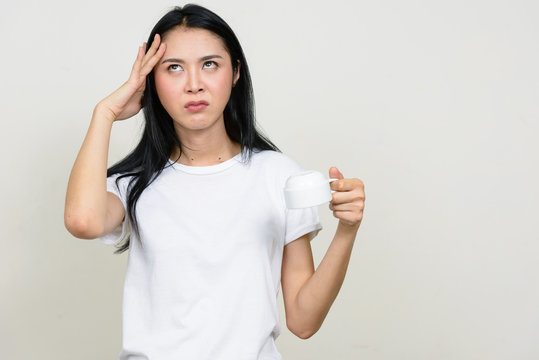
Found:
[97,33,167,122]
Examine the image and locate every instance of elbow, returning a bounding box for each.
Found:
[292,327,316,340]
[287,321,316,340]
[64,212,103,239]
[297,329,315,340]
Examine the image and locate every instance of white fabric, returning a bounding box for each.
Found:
[100,149,322,360]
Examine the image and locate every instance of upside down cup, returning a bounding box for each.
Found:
[284,170,339,209]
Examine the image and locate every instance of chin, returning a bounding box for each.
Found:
[174,119,217,132]
[171,110,223,130]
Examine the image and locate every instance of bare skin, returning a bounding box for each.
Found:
[64,34,167,239]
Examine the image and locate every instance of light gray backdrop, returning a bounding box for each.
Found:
[1,0,538,359]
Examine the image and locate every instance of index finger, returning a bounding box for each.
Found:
[330,178,363,192]
[140,42,167,76]
[141,34,162,64]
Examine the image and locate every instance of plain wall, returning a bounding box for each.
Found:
[1,0,538,359]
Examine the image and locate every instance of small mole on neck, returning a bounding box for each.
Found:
[187,156,223,163]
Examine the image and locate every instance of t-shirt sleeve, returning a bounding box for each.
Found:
[285,207,323,245]
[99,173,131,245]
[277,154,323,246]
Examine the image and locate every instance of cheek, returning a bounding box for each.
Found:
[154,74,179,103]
[211,75,233,100]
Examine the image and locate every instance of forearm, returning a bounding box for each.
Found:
[294,222,359,338]
[64,104,115,238]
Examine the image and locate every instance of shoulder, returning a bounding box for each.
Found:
[107,172,136,193]
[251,150,304,172]
[107,172,133,183]
[250,150,307,186]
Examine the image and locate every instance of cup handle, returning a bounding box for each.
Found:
[328,178,339,193]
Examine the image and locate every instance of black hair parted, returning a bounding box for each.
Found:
[106,4,280,254]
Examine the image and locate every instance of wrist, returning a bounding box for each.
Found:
[337,221,360,234]
[93,102,117,125]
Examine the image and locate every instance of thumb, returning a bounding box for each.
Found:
[329,166,344,180]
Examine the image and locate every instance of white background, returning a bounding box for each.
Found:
[1,0,538,359]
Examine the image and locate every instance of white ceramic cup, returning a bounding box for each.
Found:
[284,170,339,209]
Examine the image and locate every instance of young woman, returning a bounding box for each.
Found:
[64,4,365,359]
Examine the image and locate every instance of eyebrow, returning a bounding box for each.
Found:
[161,55,224,64]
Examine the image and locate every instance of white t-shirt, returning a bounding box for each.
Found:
[100,149,322,360]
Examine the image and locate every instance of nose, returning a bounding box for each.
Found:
[185,68,204,94]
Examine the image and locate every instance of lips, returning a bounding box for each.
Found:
[185,100,209,108]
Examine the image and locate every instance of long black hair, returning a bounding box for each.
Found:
[107,4,280,254]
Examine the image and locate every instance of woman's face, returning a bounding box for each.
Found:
[153,26,240,134]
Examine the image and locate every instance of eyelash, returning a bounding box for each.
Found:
[167,61,218,72]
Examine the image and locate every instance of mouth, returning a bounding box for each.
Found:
[185,100,209,112]
[185,100,209,108]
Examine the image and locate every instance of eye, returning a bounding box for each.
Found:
[167,64,182,72]
[203,61,218,69]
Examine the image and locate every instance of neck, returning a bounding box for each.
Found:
[170,130,242,167]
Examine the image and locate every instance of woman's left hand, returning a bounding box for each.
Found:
[328,167,365,229]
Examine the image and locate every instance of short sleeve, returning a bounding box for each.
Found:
[284,206,323,245]
[271,152,323,246]
[99,173,131,245]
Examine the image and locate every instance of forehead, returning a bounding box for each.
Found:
[161,27,229,59]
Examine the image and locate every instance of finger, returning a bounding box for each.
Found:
[130,45,144,78]
[332,210,363,224]
[330,178,364,192]
[330,179,352,191]
[145,34,160,54]
[329,201,358,212]
[141,34,161,67]
[329,166,344,180]
[331,191,363,206]
[140,42,166,76]
[126,46,146,87]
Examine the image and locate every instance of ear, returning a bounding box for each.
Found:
[233,59,241,86]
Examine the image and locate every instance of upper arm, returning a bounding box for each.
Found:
[281,233,315,334]
[100,191,125,238]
